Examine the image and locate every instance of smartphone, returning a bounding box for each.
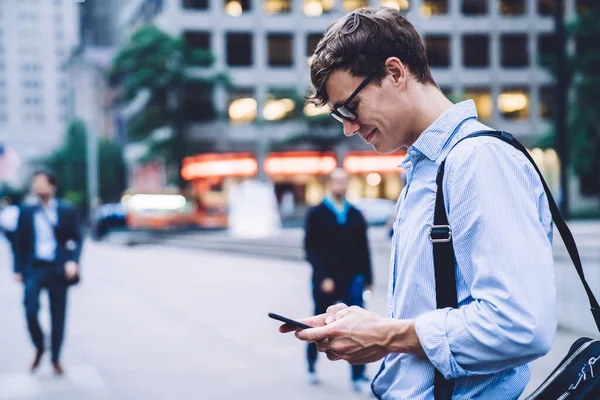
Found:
[268,312,312,330]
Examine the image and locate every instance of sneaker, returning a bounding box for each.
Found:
[307,371,320,385]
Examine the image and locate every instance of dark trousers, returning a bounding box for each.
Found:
[307,274,366,381]
[23,263,68,362]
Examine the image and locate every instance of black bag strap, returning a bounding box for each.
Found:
[432,130,600,400]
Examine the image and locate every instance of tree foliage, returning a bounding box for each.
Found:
[43,120,126,212]
[108,25,228,181]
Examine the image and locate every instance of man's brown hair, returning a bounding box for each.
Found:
[307,7,436,106]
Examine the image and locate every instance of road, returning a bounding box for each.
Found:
[0,238,586,399]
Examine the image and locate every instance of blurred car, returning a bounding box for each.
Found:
[352,197,397,226]
[91,203,127,240]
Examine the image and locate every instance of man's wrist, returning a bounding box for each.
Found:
[379,318,425,356]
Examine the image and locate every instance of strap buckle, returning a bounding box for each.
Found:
[429,225,452,243]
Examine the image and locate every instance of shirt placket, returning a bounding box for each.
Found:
[388,156,416,318]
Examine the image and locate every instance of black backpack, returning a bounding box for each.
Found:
[432,130,600,400]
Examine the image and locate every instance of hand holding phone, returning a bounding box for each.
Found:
[268,312,312,330]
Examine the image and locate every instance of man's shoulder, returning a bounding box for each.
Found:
[445,129,524,169]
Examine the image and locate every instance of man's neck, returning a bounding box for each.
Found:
[39,196,53,207]
[331,194,345,206]
[406,84,455,147]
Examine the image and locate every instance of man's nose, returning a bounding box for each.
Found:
[342,119,360,137]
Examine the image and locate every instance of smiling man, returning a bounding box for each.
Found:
[279,7,556,400]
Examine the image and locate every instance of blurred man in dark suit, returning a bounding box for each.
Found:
[14,171,83,375]
[303,168,373,393]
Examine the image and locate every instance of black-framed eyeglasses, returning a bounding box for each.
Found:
[329,73,374,124]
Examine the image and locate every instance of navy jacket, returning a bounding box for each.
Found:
[14,201,83,275]
[304,202,373,290]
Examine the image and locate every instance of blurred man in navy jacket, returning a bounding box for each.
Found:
[303,168,373,393]
[14,171,83,375]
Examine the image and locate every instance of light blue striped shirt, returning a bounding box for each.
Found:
[372,101,557,399]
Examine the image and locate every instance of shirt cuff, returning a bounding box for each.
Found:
[414,308,468,380]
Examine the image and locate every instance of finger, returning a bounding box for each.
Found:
[316,338,332,352]
[326,350,341,361]
[279,323,306,333]
[326,303,348,315]
[296,323,337,342]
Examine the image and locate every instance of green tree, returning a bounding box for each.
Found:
[43,120,126,213]
[541,8,600,196]
[109,25,228,188]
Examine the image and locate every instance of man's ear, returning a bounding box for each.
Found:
[384,57,407,89]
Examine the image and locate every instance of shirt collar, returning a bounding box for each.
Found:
[37,197,58,211]
[407,100,478,162]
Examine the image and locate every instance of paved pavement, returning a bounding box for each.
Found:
[0,238,591,399]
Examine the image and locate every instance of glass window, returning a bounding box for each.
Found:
[224,0,251,16]
[464,88,493,121]
[576,0,596,14]
[264,89,297,121]
[306,33,322,58]
[421,0,448,16]
[226,33,253,66]
[343,0,369,12]
[539,86,554,119]
[425,35,450,68]
[462,0,487,15]
[498,87,529,120]
[228,89,257,123]
[304,0,335,16]
[501,34,529,68]
[267,34,293,67]
[264,0,292,13]
[463,35,489,67]
[182,0,209,9]
[537,0,554,16]
[537,33,556,63]
[183,81,215,122]
[500,0,526,16]
[184,31,211,51]
[380,0,409,11]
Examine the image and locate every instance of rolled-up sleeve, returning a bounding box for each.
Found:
[414,140,557,379]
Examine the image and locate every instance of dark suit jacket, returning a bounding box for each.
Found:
[14,200,83,276]
[304,202,373,290]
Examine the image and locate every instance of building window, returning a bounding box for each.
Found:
[500,0,526,16]
[576,0,596,14]
[537,33,556,64]
[226,33,253,66]
[306,33,322,57]
[421,0,448,16]
[464,87,493,121]
[463,35,489,67]
[225,0,251,16]
[425,35,450,68]
[264,89,297,121]
[183,81,215,122]
[182,0,209,9]
[539,86,554,119]
[267,34,293,67]
[537,0,554,16]
[303,0,335,17]
[501,34,529,68]
[183,31,211,52]
[380,0,409,11]
[264,0,292,14]
[229,89,257,123]
[343,0,369,12]
[498,87,529,120]
[462,0,487,15]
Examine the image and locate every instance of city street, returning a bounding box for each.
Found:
[0,236,585,400]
